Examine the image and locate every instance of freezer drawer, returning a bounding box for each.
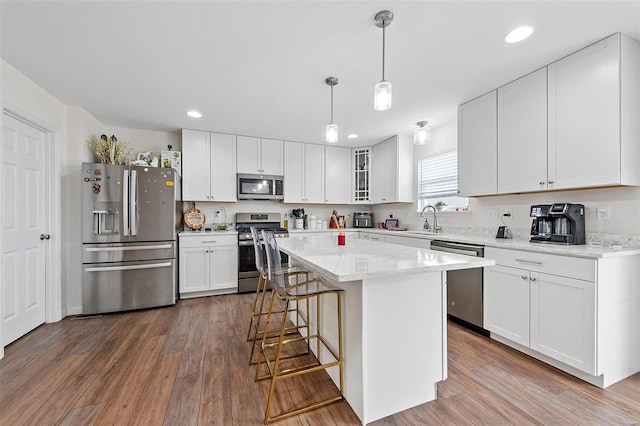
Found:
[82,241,175,263]
[82,258,175,314]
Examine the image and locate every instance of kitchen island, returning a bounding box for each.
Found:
[276,235,495,424]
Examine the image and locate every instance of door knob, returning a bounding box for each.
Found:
[40,234,51,240]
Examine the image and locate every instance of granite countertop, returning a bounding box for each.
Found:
[179,229,238,236]
[276,235,494,282]
[358,229,640,259]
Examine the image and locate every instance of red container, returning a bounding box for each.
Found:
[338,234,346,245]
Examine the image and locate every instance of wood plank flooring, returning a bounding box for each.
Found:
[1,293,639,425]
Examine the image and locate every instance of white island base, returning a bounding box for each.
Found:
[333,271,447,424]
[276,236,494,424]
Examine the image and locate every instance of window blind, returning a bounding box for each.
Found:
[418,150,458,200]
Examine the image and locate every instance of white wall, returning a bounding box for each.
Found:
[374,120,640,246]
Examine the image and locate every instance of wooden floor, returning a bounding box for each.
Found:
[1,293,639,425]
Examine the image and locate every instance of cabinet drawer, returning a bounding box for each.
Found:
[179,234,237,248]
[485,247,595,282]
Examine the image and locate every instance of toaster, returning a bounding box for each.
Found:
[353,212,373,228]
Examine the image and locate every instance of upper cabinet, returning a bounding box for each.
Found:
[497,68,548,194]
[371,135,414,203]
[460,33,640,197]
[548,33,640,190]
[283,141,324,203]
[458,91,498,197]
[182,129,237,202]
[324,146,352,204]
[236,136,283,175]
[353,147,371,203]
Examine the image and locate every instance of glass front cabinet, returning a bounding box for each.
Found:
[353,147,371,203]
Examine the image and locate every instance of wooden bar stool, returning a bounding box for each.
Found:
[246,226,309,365]
[255,230,344,424]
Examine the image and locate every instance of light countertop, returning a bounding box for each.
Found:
[286,228,640,259]
[179,229,238,236]
[276,235,494,282]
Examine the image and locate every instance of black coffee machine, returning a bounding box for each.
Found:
[530,203,585,245]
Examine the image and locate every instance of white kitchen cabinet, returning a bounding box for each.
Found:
[324,146,351,204]
[484,264,530,347]
[384,234,430,249]
[182,129,237,202]
[548,33,640,190]
[530,272,596,374]
[236,136,283,175]
[482,246,640,385]
[353,147,371,203]
[458,91,498,197]
[497,68,548,193]
[179,234,238,298]
[371,135,413,203]
[283,141,324,203]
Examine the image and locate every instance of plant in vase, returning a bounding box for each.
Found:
[87,134,131,165]
[434,201,447,212]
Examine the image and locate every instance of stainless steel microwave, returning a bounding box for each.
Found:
[237,174,284,200]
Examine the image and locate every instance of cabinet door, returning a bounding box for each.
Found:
[352,148,371,203]
[483,265,530,346]
[548,34,620,190]
[261,139,284,175]
[371,142,386,203]
[182,129,211,201]
[210,133,237,202]
[385,235,430,249]
[530,272,596,374]
[304,144,324,203]
[283,141,304,203]
[179,246,209,293]
[210,246,238,291]
[498,68,548,194]
[383,138,399,202]
[236,135,260,174]
[458,91,498,196]
[325,146,351,204]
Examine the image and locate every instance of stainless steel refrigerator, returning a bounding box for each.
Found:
[81,162,181,314]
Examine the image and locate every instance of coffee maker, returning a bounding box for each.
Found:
[530,203,585,245]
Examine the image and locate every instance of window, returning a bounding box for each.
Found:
[417,150,469,212]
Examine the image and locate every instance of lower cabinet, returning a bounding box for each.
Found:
[179,234,238,298]
[484,247,597,376]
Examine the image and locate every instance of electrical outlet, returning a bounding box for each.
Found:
[597,206,610,222]
[488,208,499,218]
[502,208,513,218]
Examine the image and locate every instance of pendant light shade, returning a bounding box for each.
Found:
[374,10,393,111]
[325,77,339,143]
[414,121,431,145]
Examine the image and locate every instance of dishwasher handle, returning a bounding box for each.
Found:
[430,240,484,257]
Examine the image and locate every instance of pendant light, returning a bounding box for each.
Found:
[374,10,393,111]
[325,76,339,143]
[414,121,431,145]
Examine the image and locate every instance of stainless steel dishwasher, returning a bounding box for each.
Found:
[430,240,487,335]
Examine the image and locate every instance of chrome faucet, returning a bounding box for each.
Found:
[420,204,441,233]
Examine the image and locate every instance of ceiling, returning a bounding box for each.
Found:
[2,1,639,147]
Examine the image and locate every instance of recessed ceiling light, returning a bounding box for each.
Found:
[505,26,534,44]
[347,134,358,139]
[187,110,202,118]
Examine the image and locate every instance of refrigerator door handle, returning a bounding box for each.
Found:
[85,244,173,252]
[130,169,138,235]
[85,262,172,272]
[123,169,130,236]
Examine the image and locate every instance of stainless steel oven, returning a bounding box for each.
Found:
[236,213,288,293]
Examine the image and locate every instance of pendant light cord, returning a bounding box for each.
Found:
[330,83,334,123]
[381,20,386,81]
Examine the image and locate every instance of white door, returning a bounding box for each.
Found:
[209,132,237,202]
[371,141,386,203]
[283,141,304,203]
[236,135,260,174]
[303,144,324,204]
[383,137,399,202]
[260,138,283,176]
[182,129,211,201]
[2,114,47,346]
[210,246,238,291]
[324,146,351,204]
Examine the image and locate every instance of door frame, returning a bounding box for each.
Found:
[1,107,63,359]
